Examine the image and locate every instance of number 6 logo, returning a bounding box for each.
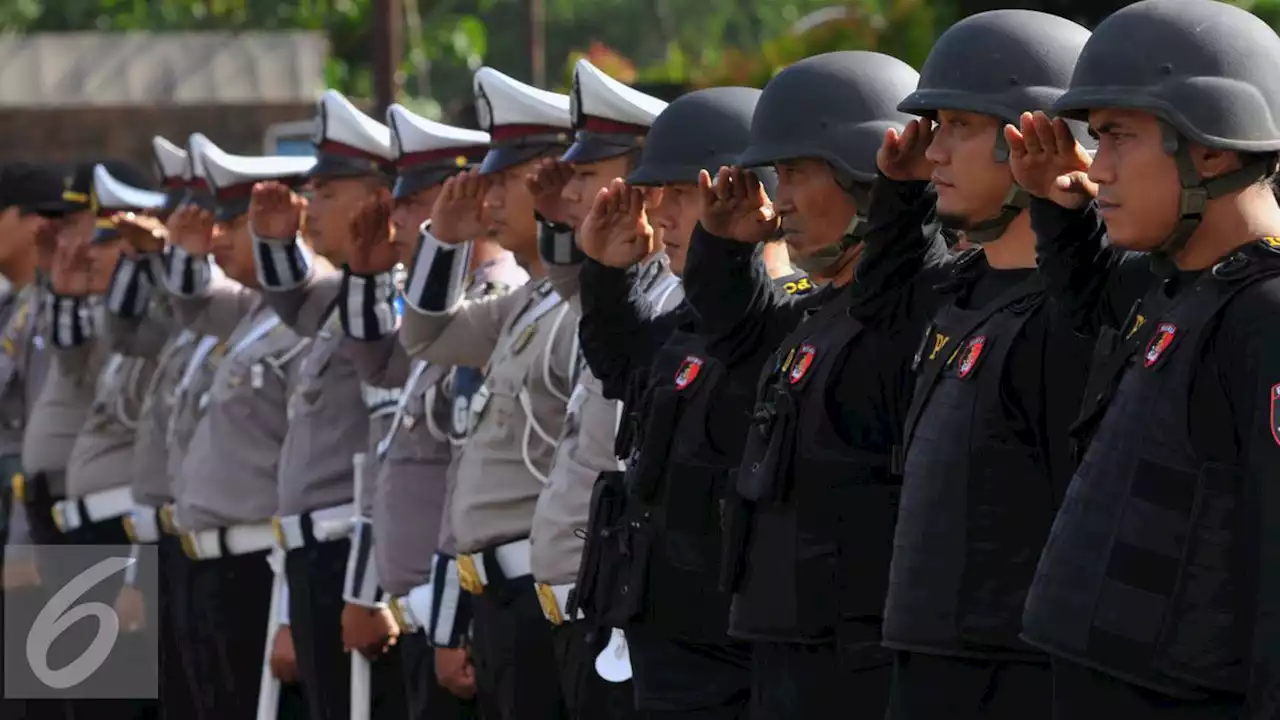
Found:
[26,556,134,689]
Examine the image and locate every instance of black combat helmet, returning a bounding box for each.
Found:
[1052,0,1280,256]
[737,51,919,273]
[627,86,765,188]
[898,9,1091,243]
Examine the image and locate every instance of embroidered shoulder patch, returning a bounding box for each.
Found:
[789,344,816,384]
[1271,384,1280,447]
[674,356,703,390]
[1144,322,1178,368]
[957,335,986,379]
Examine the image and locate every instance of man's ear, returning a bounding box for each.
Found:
[1193,143,1240,181]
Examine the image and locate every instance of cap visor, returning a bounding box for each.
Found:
[560,136,637,165]
[393,167,463,200]
[479,144,561,176]
[309,153,387,179]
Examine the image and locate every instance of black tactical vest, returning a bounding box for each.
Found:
[616,327,750,642]
[728,290,900,655]
[1022,242,1280,697]
[884,266,1050,659]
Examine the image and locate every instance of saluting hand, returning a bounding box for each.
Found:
[166,205,216,256]
[697,166,779,245]
[50,239,93,296]
[524,158,575,225]
[877,117,935,182]
[346,189,399,276]
[110,212,168,255]
[430,169,489,245]
[269,625,299,683]
[249,181,304,240]
[1006,110,1097,210]
[579,178,655,269]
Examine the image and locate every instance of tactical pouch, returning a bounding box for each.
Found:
[573,470,631,621]
[604,513,653,628]
[627,391,681,502]
[736,388,796,503]
[1069,325,1123,458]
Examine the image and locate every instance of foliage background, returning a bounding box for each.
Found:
[4,0,1280,118]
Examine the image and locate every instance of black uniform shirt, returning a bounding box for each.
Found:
[1033,198,1280,713]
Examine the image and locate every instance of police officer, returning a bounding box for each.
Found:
[109,135,214,718]
[339,101,515,719]
[573,86,810,719]
[525,57,678,719]
[399,65,576,720]
[249,88,410,720]
[1002,0,1280,715]
[162,136,313,719]
[680,51,944,717]
[876,11,1093,718]
[0,160,65,720]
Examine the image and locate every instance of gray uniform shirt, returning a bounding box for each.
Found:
[0,283,49,457]
[349,254,529,591]
[66,350,156,498]
[130,329,199,506]
[531,259,683,584]
[401,269,574,554]
[262,272,365,516]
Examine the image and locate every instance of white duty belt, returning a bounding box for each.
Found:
[52,486,134,533]
[456,538,532,594]
[271,503,356,551]
[180,521,277,561]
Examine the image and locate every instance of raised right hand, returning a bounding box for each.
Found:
[876,117,935,182]
[50,239,93,296]
[579,179,654,268]
[346,189,399,276]
[110,212,168,255]
[697,167,779,244]
[430,169,489,245]
[165,205,216,256]
[1005,110,1097,210]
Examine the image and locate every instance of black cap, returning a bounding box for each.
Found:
[0,162,69,217]
[48,159,156,216]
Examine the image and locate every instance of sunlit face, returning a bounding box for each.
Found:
[1086,108,1185,251]
[773,159,857,264]
[482,159,540,254]
[647,183,701,276]
[925,110,1016,230]
[560,155,633,231]
[55,210,94,250]
[305,176,382,262]
[210,214,255,285]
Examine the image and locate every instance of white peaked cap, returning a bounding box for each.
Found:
[473,67,572,133]
[191,133,316,191]
[387,104,490,159]
[571,59,667,130]
[93,164,167,212]
[316,89,395,160]
[152,136,190,182]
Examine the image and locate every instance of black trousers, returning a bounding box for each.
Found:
[627,626,750,719]
[1049,658,1241,720]
[399,629,481,720]
[548,620,637,720]
[181,547,306,720]
[748,641,891,720]
[285,539,407,720]
[156,535,196,720]
[886,651,1051,719]
[470,580,567,720]
[52,518,157,720]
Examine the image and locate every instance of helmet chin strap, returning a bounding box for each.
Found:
[793,212,866,276]
[1151,121,1276,277]
[946,129,1029,246]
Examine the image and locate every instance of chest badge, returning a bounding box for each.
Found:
[1144,322,1177,368]
[1270,384,1280,447]
[957,335,986,379]
[512,323,537,355]
[674,356,703,390]
[789,344,816,385]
